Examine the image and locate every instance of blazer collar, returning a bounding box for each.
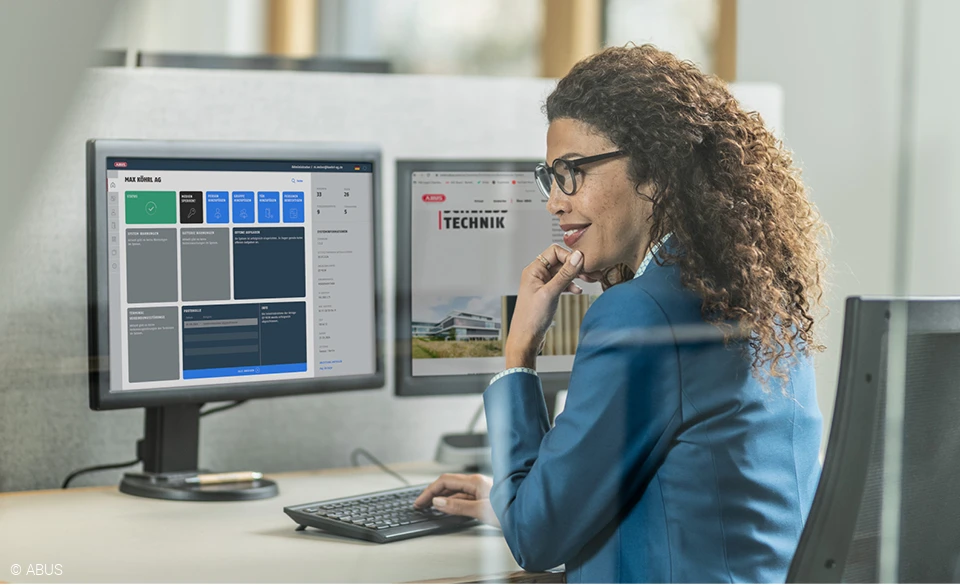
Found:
[634,233,674,279]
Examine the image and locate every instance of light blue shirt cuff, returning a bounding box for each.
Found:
[489,367,539,386]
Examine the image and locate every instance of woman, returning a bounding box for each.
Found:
[414,45,826,583]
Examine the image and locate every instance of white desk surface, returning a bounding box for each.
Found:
[0,462,531,583]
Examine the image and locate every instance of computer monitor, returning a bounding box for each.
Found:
[394,160,601,409]
[86,140,383,500]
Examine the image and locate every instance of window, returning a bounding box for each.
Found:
[322,0,543,76]
[604,0,720,75]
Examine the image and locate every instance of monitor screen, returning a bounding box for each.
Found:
[87,140,383,409]
[395,160,601,397]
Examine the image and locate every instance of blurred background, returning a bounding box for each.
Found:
[95,0,729,78]
[3,0,958,532]
[4,0,960,581]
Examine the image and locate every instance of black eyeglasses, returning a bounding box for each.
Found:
[534,150,625,200]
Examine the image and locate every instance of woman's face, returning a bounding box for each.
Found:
[545,118,653,275]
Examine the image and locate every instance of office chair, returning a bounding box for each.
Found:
[788,297,960,583]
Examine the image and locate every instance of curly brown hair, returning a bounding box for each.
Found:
[545,44,827,380]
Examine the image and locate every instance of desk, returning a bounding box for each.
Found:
[0,462,562,583]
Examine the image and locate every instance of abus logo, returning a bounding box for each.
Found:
[113,161,128,168]
[422,194,446,203]
[438,209,507,230]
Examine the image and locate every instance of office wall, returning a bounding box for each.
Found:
[905,1,960,296]
[0,68,781,492]
[737,0,906,443]
[0,0,117,277]
[739,0,960,443]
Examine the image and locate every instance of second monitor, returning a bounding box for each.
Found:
[394,160,602,404]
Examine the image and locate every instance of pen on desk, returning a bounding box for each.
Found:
[183,471,263,484]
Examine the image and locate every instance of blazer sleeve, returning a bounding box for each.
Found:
[484,287,682,571]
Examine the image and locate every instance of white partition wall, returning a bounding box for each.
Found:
[0,67,781,491]
[738,0,960,448]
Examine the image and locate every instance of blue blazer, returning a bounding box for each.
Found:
[484,258,823,583]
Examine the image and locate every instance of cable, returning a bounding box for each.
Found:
[62,400,249,489]
[349,447,410,486]
[199,400,248,417]
[466,401,485,434]
[61,458,141,489]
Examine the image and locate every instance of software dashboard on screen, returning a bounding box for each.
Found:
[100,153,377,394]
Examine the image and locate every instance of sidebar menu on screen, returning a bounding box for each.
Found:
[310,171,376,377]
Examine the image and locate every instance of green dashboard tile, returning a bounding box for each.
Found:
[125,191,177,224]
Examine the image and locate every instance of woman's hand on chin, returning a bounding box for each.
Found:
[504,244,584,369]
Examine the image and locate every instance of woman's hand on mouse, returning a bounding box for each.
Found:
[504,244,584,369]
[414,473,499,528]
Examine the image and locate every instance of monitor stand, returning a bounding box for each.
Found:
[435,389,563,473]
[435,432,491,472]
[118,404,278,501]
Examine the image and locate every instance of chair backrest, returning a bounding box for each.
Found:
[788,297,960,583]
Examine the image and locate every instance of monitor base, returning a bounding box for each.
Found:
[119,472,278,501]
[435,432,491,472]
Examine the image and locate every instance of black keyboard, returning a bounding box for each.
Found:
[284,483,479,543]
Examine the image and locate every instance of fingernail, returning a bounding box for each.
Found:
[570,250,583,266]
[433,497,447,508]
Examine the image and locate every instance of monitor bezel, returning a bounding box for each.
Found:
[87,139,385,410]
[394,159,572,397]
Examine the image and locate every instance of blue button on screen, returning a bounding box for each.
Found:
[232,191,255,224]
[257,191,280,223]
[206,191,229,223]
[283,191,304,223]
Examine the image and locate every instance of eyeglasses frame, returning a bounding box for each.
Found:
[535,150,626,199]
